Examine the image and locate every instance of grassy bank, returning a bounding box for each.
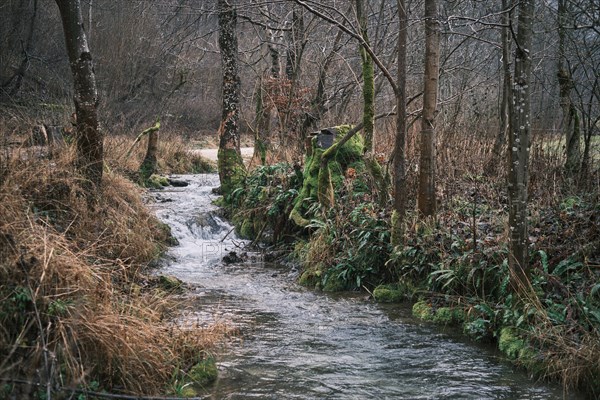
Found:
[0,135,224,398]
[226,132,600,397]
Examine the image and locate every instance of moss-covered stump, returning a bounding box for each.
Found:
[373,284,405,303]
[290,125,366,227]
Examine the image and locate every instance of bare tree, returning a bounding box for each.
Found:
[417,0,440,217]
[508,0,535,285]
[558,0,581,174]
[217,0,245,197]
[392,0,408,245]
[56,0,103,191]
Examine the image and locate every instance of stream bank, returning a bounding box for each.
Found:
[152,173,577,399]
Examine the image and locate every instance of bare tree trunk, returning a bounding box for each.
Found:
[417,0,440,218]
[253,78,269,166]
[55,0,103,191]
[392,0,408,246]
[217,0,245,197]
[508,0,535,286]
[357,0,375,153]
[557,0,581,174]
[485,0,512,176]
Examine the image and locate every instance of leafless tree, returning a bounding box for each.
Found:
[55,0,103,191]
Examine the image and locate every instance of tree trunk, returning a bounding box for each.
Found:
[417,0,440,218]
[253,79,269,166]
[508,0,535,287]
[139,121,161,181]
[56,0,103,191]
[392,0,408,246]
[557,0,581,174]
[485,0,512,176]
[357,0,375,154]
[217,0,245,197]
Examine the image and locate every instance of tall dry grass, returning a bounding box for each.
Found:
[0,143,228,397]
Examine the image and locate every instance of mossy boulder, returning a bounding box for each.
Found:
[146,174,169,189]
[179,357,218,397]
[373,284,405,303]
[158,275,184,292]
[412,300,434,321]
[431,307,466,325]
[298,263,323,289]
[498,327,544,375]
[239,219,255,239]
[498,327,528,360]
[188,357,218,387]
[322,273,346,292]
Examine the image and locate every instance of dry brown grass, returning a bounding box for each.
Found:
[104,132,214,181]
[0,143,228,397]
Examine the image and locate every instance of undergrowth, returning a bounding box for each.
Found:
[0,143,228,398]
[229,134,600,396]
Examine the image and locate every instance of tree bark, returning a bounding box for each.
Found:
[485,0,512,176]
[392,0,408,246]
[508,0,535,287]
[217,0,245,197]
[55,0,103,191]
[417,0,440,218]
[139,120,161,181]
[357,0,375,153]
[557,0,581,174]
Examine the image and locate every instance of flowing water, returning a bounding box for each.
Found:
[153,174,575,400]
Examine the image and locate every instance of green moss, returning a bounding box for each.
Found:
[413,300,434,321]
[298,263,323,289]
[158,275,183,291]
[217,148,246,198]
[431,307,466,325]
[146,174,169,189]
[239,219,255,239]
[333,126,364,163]
[373,284,405,303]
[391,210,404,246]
[323,274,346,292]
[498,327,527,360]
[187,357,218,388]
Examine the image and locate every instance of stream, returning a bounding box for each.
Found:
[152,174,574,400]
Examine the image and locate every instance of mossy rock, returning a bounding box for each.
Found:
[188,357,218,388]
[322,273,346,292]
[498,327,527,360]
[412,300,434,321]
[239,219,255,239]
[146,174,170,189]
[373,284,405,303]
[298,264,323,289]
[432,307,466,325]
[158,275,184,291]
[156,221,179,246]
